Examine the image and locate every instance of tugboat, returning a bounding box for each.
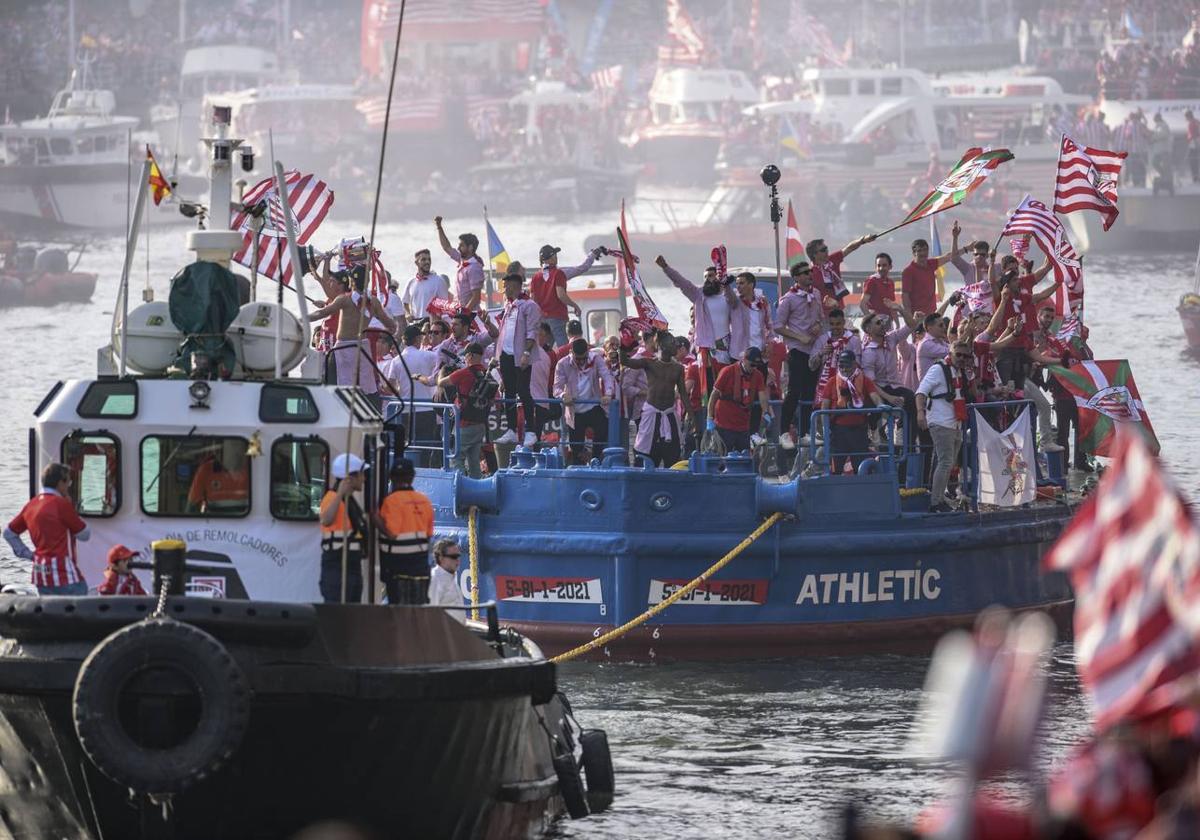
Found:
[0,108,612,838]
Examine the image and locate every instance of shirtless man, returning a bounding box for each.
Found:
[307,265,396,395]
[621,332,689,467]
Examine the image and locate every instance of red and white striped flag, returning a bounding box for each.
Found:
[590,63,623,91]
[657,0,705,65]
[231,171,334,285]
[1053,134,1127,232]
[1000,195,1084,317]
[1044,429,1200,732]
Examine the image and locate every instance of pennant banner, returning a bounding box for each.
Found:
[616,202,669,329]
[975,407,1036,507]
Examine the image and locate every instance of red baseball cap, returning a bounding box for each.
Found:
[106,545,140,564]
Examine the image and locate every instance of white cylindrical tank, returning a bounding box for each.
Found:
[226,302,304,374]
[113,300,183,374]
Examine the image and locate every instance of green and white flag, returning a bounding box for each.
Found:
[897,147,1015,228]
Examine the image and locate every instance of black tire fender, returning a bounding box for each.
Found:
[580,729,614,813]
[72,617,251,795]
[552,749,590,819]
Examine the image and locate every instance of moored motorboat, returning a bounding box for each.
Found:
[0,239,96,307]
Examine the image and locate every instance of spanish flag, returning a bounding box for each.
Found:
[485,218,509,273]
[146,145,172,206]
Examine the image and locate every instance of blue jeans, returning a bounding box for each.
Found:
[544,318,568,347]
[39,581,87,596]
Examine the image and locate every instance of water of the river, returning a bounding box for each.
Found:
[1,210,1197,839]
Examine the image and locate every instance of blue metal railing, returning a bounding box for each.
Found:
[806,406,909,476]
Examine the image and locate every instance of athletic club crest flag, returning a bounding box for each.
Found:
[1046,360,1159,456]
[975,406,1036,507]
[896,147,1014,227]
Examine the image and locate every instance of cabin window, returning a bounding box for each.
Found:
[880,77,903,96]
[824,79,850,96]
[259,384,320,423]
[654,103,671,122]
[586,309,622,345]
[270,436,328,521]
[61,432,120,517]
[141,435,251,517]
[49,137,71,156]
[77,380,138,418]
[856,79,876,95]
[94,135,108,152]
[76,137,93,154]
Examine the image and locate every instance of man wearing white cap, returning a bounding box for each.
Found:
[318,453,369,603]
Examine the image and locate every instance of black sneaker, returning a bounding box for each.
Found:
[929,502,953,513]
[1074,460,1094,473]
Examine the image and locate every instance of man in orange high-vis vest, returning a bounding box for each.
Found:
[375,459,434,605]
[318,453,369,603]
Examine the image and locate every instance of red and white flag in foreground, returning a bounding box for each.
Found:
[1043,429,1200,732]
[1053,134,1126,232]
[232,171,334,284]
[1001,195,1084,316]
[616,201,669,330]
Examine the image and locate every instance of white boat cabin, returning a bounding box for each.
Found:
[648,68,759,125]
[32,376,382,602]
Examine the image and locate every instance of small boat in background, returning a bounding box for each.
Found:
[0,237,96,307]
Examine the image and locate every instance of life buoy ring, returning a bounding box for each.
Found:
[580,729,615,813]
[72,618,251,795]
[552,748,590,819]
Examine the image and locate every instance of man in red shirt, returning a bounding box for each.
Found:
[901,220,963,315]
[706,346,770,452]
[4,463,91,594]
[530,245,585,347]
[436,343,492,478]
[860,252,897,323]
[819,350,890,474]
[993,256,1059,389]
[806,232,877,307]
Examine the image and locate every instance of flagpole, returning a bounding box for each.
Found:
[118,159,153,378]
[483,204,495,305]
[874,201,961,240]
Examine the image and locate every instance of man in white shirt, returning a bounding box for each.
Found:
[427,538,465,624]
[403,249,451,320]
[916,340,975,513]
[368,272,406,338]
[383,324,442,466]
[494,273,542,446]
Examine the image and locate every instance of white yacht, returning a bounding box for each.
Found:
[149,45,279,168]
[0,64,139,229]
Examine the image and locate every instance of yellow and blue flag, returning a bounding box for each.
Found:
[485,218,510,273]
[930,217,946,301]
[780,115,810,159]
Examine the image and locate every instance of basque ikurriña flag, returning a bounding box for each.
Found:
[1045,360,1159,456]
[896,147,1014,227]
[1043,429,1200,733]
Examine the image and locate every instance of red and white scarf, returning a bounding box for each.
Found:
[942,357,969,422]
[817,331,853,391]
[835,367,865,408]
[787,283,819,303]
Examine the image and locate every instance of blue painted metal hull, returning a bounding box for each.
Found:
[417,462,1075,661]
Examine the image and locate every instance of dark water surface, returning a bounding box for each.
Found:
[0,218,1196,838]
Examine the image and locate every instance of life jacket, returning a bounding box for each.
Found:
[320,490,365,554]
[377,489,433,568]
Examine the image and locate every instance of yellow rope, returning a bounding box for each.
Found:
[468,506,480,621]
[550,512,784,663]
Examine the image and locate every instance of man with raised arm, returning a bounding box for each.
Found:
[902,220,964,315]
[806,232,878,307]
[434,216,484,312]
[621,332,689,467]
[307,265,396,397]
[657,255,737,363]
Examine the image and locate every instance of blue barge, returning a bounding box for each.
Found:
[413,409,1075,661]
